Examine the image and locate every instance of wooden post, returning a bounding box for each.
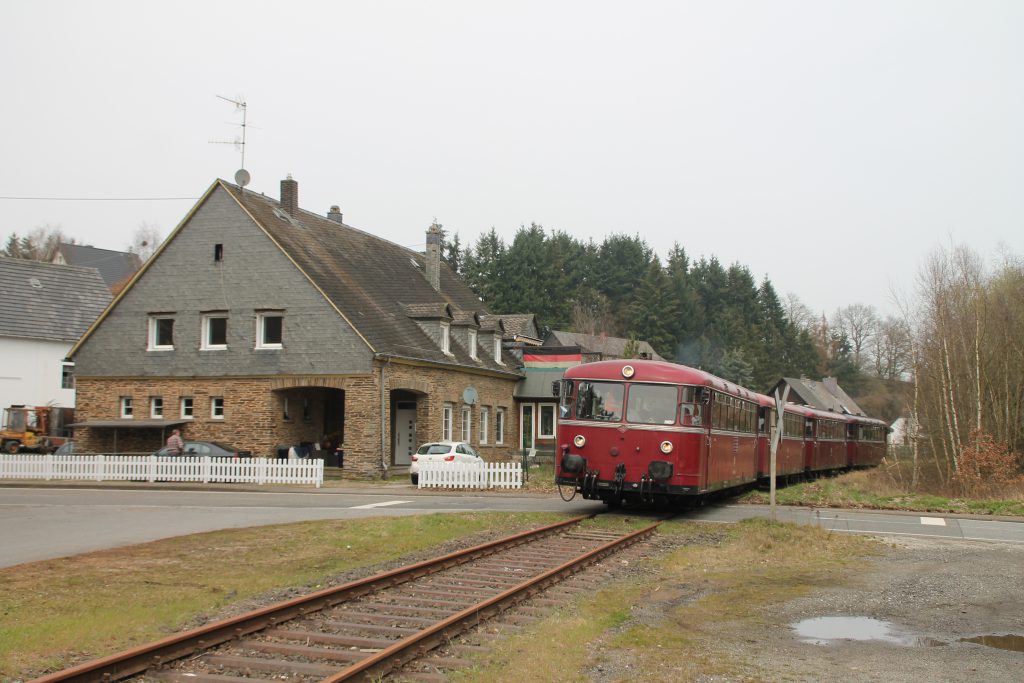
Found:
[769,386,791,521]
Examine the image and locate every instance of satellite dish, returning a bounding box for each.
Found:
[235,168,251,187]
[462,386,478,405]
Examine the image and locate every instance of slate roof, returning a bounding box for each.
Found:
[496,313,540,341]
[543,330,665,361]
[54,243,141,291]
[0,257,112,342]
[218,182,519,376]
[772,377,866,416]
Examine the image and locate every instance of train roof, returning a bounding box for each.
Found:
[563,359,764,401]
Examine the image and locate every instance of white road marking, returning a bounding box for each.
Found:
[349,500,411,509]
[920,517,947,526]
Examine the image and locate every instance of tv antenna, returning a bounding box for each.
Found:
[210,94,251,187]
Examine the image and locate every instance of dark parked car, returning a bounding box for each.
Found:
[153,441,251,458]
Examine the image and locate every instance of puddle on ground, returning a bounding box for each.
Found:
[792,617,945,647]
[959,634,1024,652]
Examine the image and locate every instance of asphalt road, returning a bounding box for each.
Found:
[2,483,1022,568]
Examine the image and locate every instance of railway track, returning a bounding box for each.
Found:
[31,516,659,683]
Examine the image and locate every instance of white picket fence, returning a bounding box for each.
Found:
[417,461,522,489]
[0,454,324,487]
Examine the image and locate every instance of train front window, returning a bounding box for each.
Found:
[626,384,678,424]
[575,381,624,422]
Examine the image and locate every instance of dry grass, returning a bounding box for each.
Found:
[0,511,568,680]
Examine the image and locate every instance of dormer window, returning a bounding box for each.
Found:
[469,329,478,360]
[441,322,451,355]
[493,336,502,364]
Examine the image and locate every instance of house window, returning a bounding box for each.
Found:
[211,397,225,419]
[150,397,164,419]
[147,315,175,350]
[493,336,502,364]
[120,397,133,419]
[180,397,194,419]
[468,329,478,360]
[440,322,451,355]
[61,362,75,389]
[461,405,471,442]
[442,403,453,441]
[480,406,490,445]
[202,314,228,350]
[214,243,223,262]
[256,312,283,349]
[495,407,505,445]
[282,396,290,421]
[539,404,556,438]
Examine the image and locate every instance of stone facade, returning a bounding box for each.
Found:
[73,359,520,477]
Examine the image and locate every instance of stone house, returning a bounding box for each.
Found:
[67,177,523,477]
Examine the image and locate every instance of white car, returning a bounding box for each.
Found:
[410,441,482,485]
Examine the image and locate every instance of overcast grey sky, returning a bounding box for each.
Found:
[2,1,1021,318]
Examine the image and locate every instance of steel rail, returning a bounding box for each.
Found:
[320,520,661,682]
[28,515,591,683]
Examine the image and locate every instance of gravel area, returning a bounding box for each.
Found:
[703,536,1024,682]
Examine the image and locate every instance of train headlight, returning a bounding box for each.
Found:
[660,440,674,454]
[573,434,586,448]
[622,365,635,378]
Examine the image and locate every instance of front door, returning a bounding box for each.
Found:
[394,402,417,465]
[520,403,535,451]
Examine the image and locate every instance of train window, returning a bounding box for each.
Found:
[626,384,678,425]
[559,381,574,418]
[575,381,624,422]
[680,386,701,426]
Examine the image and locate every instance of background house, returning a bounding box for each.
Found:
[68,177,523,477]
[52,243,142,293]
[0,257,112,423]
[544,330,664,363]
[767,376,867,416]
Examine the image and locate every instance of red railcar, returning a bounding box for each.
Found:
[848,416,888,467]
[555,359,884,506]
[754,393,808,482]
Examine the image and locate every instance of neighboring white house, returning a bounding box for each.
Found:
[0,257,111,412]
[889,416,920,446]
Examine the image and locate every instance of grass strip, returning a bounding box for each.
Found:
[454,518,877,682]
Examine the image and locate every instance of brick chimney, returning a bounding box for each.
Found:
[425,222,442,292]
[280,175,298,216]
[327,205,344,223]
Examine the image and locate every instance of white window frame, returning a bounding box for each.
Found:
[539,403,556,438]
[211,397,225,420]
[256,312,284,349]
[61,362,75,389]
[495,407,505,445]
[150,396,164,419]
[201,313,228,350]
[120,396,134,419]
[468,329,478,360]
[180,397,194,420]
[442,403,454,441]
[493,336,502,364]
[147,315,175,351]
[461,405,472,442]
[480,406,490,445]
[440,322,452,355]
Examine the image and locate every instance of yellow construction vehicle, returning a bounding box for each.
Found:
[1,405,70,454]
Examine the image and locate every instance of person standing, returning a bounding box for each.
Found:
[166,429,184,456]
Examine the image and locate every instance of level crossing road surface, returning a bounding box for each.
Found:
[1,485,1022,568]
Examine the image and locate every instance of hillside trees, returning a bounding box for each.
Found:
[451,225,835,390]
